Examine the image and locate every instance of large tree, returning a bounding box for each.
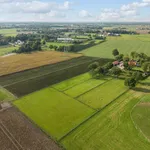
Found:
[124,78,137,88]
[110,66,122,77]
[142,62,150,73]
[112,49,119,56]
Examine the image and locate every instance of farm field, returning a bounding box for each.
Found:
[13,71,150,150]
[132,77,150,141]
[0,107,61,150]
[61,87,150,150]
[1,56,104,97]
[53,73,92,91]
[132,95,150,141]
[0,56,100,87]
[14,88,95,140]
[78,79,127,109]
[0,45,18,56]
[0,29,18,36]
[64,77,111,98]
[81,35,150,58]
[0,51,82,76]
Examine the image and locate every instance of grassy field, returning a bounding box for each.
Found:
[132,77,150,141]
[81,34,150,58]
[61,88,150,150]
[132,95,150,141]
[14,88,94,140]
[0,45,19,56]
[64,77,111,98]
[0,51,82,76]
[13,71,150,149]
[0,29,18,36]
[53,73,92,91]
[78,79,128,109]
[0,87,15,101]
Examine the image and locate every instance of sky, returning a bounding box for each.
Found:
[0,0,150,22]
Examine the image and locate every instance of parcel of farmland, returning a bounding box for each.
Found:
[81,34,150,58]
[0,51,82,76]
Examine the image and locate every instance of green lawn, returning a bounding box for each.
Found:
[14,88,94,140]
[81,35,150,58]
[0,87,15,101]
[61,90,150,150]
[0,45,18,56]
[0,29,18,36]
[64,77,111,98]
[53,73,91,91]
[78,79,128,109]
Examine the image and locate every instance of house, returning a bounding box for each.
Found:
[113,61,120,66]
[128,60,137,66]
[113,61,124,70]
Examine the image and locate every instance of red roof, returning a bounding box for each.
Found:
[113,61,119,65]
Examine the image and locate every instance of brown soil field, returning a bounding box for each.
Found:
[0,51,82,76]
[0,107,62,150]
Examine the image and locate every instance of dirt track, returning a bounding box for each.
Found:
[0,107,62,150]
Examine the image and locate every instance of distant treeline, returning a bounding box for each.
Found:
[50,40,105,52]
[105,29,137,34]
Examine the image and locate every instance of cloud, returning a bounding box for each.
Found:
[0,1,72,14]
[79,10,92,18]
[98,0,150,21]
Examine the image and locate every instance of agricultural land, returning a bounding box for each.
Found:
[0,22,150,150]
[81,34,150,58]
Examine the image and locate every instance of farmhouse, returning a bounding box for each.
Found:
[113,61,124,70]
[128,60,137,66]
[113,61,120,66]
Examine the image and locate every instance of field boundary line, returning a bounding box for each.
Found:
[75,78,113,99]
[58,89,129,142]
[3,59,100,88]
[130,95,150,143]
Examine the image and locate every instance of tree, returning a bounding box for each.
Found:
[123,56,130,62]
[132,71,143,81]
[49,45,54,49]
[130,51,139,59]
[42,40,46,45]
[112,49,119,56]
[115,54,124,61]
[124,77,137,88]
[142,62,150,73]
[104,62,113,70]
[88,62,99,70]
[110,66,122,77]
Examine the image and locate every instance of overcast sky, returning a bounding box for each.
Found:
[0,0,150,22]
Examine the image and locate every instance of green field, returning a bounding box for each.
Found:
[0,29,18,36]
[64,77,111,98]
[53,73,92,91]
[0,45,18,56]
[61,89,150,150]
[132,95,150,141]
[0,87,15,101]
[13,71,150,150]
[14,88,94,140]
[78,79,128,109]
[81,35,150,58]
